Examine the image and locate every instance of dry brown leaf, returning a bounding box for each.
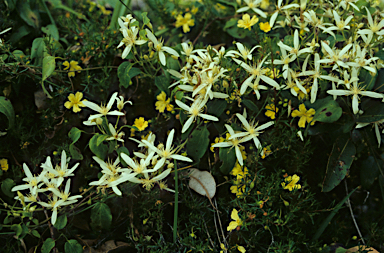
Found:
[188,169,216,198]
[347,246,380,253]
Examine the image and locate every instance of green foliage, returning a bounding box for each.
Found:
[186,127,209,162]
[0,96,15,129]
[91,202,113,230]
[64,239,82,253]
[41,238,55,253]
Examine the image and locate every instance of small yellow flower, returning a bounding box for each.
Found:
[238,246,246,253]
[0,159,9,171]
[291,104,316,128]
[230,163,248,180]
[210,136,225,152]
[64,92,86,113]
[133,117,148,131]
[281,174,302,191]
[175,13,195,33]
[259,22,271,33]
[265,104,278,119]
[237,14,259,30]
[63,60,82,77]
[227,209,242,231]
[260,0,270,9]
[155,91,173,113]
[191,6,198,15]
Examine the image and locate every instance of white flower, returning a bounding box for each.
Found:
[322,10,353,37]
[40,151,79,188]
[224,42,260,61]
[145,28,180,66]
[106,123,125,142]
[357,7,384,44]
[277,30,311,57]
[356,120,384,147]
[48,179,82,209]
[128,168,172,191]
[175,97,219,133]
[269,0,299,28]
[117,26,147,59]
[337,68,359,89]
[12,164,47,196]
[0,27,12,45]
[233,56,280,94]
[116,96,132,110]
[327,73,383,114]
[142,129,193,171]
[229,113,274,150]
[212,124,248,166]
[236,0,266,18]
[318,41,353,70]
[273,45,296,79]
[82,92,124,121]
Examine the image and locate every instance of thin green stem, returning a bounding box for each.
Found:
[173,161,178,244]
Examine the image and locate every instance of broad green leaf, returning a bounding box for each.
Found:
[41,238,55,253]
[207,100,227,118]
[9,25,31,44]
[283,35,294,47]
[141,12,150,26]
[223,18,237,30]
[91,202,112,230]
[41,24,59,41]
[360,156,381,188]
[68,127,81,143]
[54,215,67,230]
[64,239,82,253]
[69,144,83,160]
[226,25,247,39]
[375,69,384,92]
[42,55,56,81]
[117,62,141,88]
[0,96,15,129]
[11,224,22,237]
[187,127,210,162]
[17,1,40,29]
[357,100,384,123]
[322,135,356,192]
[312,188,357,242]
[31,38,46,65]
[311,97,342,123]
[219,147,236,174]
[5,0,17,11]
[97,134,109,146]
[1,178,15,198]
[155,75,170,96]
[217,0,237,8]
[117,146,130,167]
[89,134,108,160]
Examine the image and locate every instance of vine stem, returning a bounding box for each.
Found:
[173,161,178,243]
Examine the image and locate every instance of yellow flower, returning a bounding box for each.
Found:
[210,136,225,152]
[133,117,148,131]
[64,92,86,113]
[261,145,272,159]
[281,174,302,191]
[237,14,259,30]
[0,159,9,171]
[238,246,246,253]
[265,104,278,119]
[63,60,82,77]
[191,6,198,15]
[155,91,173,113]
[259,22,271,33]
[260,0,270,9]
[291,104,316,128]
[231,163,248,180]
[175,13,195,33]
[227,209,242,231]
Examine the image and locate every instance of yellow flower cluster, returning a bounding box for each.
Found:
[63,60,82,78]
[281,174,302,191]
[230,162,249,198]
[155,91,173,113]
[175,13,195,33]
[133,117,149,131]
[237,14,259,30]
[0,158,8,171]
[291,104,316,128]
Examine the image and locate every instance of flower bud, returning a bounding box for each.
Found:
[96,118,103,125]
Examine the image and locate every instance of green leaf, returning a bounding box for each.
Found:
[68,127,82,143]
[54,215,67,230]
[242,99,259,114]
[91,202,112,230]
[11,224,22,237]
[9,26,30,44]
[1,178,15,198]
[117,146,130,167]
[64,239,82,253]
[223,18,237,30]
[141,12,150,26]
[359,68,377,91]
[357,100,384,123]
[375,50,384,61]
[31,229,40,238]
[69,144,83,160]
[17,1,40,29]
[0,96,15,129]
[31,38,46,66]
[322,135,356,192]
[42,55,56,81]
[187,127,210,162]
[311,96,342,123]
[155,75,170,96]
[219,147,236,174]
[41,24,59,41]
[312,187,357,242]
[117,62,141,88]
[89,134,108,160]
[41,238,55,253]
[360,156,381,188]
[207,100,227,118]
[97,134,109,146]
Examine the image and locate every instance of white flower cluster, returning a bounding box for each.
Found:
[90,129,192,194]
[12,151,81,225]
